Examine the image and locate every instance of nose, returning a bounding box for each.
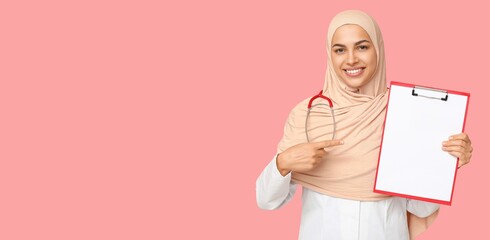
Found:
[346,52,359,65]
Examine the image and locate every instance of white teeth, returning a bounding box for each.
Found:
[345,68,362,74]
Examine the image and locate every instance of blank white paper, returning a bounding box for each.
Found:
[375,83,468,204]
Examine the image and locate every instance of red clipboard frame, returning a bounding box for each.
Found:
[373,81,470,205]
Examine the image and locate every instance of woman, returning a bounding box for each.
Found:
[256,10,473,240]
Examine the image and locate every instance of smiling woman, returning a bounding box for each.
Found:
[256,9,473,240]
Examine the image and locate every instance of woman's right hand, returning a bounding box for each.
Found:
[276,140,344,176]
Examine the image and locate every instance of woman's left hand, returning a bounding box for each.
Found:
[442,133,473,168]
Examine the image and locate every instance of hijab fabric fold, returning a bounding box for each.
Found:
[276,10,438,239]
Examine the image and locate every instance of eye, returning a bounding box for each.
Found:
[334,48,345,54]
[358,45,369,51]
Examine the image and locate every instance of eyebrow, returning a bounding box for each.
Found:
[332,40,370,48]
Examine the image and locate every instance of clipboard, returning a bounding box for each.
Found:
[373,82,470,205]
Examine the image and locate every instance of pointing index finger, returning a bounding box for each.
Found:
[313,140,344,149]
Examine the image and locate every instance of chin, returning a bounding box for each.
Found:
[342,79,368,90]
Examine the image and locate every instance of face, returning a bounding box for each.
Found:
[331,24,377,90]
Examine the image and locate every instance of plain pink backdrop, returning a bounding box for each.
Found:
[1,0,488,239]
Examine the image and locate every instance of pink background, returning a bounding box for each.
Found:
[1,0,488,239]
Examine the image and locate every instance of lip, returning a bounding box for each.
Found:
[343,67,365,77]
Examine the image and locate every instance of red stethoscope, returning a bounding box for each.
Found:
[305,91,336,142]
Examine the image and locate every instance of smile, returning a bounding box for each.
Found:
[343,68,365,77]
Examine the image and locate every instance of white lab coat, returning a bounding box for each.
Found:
[256,156,440,240]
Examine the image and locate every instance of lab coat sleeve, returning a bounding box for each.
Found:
[256,154,297,210]
[406,199,440,218]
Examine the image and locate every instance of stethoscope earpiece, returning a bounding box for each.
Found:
[305,91,336,142]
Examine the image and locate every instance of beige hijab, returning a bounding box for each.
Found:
[277,10,437,239]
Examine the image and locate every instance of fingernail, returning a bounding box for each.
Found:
[449,136,454,140]
[340,140,344,144]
